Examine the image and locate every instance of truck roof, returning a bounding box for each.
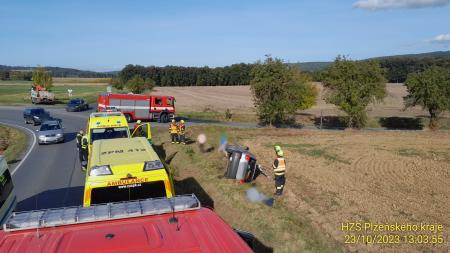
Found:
[88,112,128,128]
[90,137,159,166]
[0,198,252,253]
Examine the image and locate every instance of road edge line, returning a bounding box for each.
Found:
[0,121,37,175]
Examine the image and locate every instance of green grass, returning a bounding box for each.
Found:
[267,143,350,164]
[0,124,27,163]
[152,126,343,253]
[396,148,450,163]
[0,82,112,104]
[177,111,257,123]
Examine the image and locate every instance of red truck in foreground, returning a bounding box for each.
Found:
[98,93,175,123]
[0,195,254,253]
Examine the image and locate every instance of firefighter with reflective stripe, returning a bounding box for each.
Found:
[169,119,178,144]
[76,129,84,150]
[273,145,286,196]
[80,136,88,172]
[178,120,186,144]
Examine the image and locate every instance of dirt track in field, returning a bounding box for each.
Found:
[152,83,450,118]
[241,129,450,252]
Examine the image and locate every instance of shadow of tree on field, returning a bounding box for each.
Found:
[314,116,347,129]
[379,117,424,130]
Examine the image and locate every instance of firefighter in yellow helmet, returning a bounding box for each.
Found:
[178,119,186,144]
[273,145,286,196]
[169,119,178,144]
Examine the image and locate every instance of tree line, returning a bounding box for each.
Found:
[116,64,253,87]
[0,66,113,81]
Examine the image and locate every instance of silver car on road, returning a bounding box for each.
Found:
[37,120,64,144]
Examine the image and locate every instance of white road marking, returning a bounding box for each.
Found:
[0,121,37,175]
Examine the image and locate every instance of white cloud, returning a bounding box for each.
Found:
[430,34,450,43]
[353,0,450,10]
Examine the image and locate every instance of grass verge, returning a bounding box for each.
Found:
[152,126,343,253]
[0,124,27,163]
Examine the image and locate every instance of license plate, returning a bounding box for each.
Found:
[117,183,142,189]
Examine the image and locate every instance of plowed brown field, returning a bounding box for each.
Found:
[241,129,450,252]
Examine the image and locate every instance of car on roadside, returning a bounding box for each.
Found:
[23,108,53,126]
[37,120,64,145]
[66,98,89,112]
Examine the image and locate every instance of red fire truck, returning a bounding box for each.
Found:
[97,93,176,123]
[0,195,255,253]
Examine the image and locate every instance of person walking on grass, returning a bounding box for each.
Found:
[273,145,286,196]
[178,120,186,144]
[169,119,178,144]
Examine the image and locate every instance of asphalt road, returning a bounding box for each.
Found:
[0,106,89,211]
[0,105,261,212]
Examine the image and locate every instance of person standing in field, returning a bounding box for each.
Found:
[169,119,178,144]
[177,120,186,144]
[273,145,286,196]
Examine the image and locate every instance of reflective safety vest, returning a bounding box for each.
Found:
[273,157,286,176]
[178,123,185,134]
[169,123,178,134]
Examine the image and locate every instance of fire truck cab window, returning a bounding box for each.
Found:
[155,98,162,105]
[91,127,129,143]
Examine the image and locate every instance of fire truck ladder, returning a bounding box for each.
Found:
[3,195,200,232]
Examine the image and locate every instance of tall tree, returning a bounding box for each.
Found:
[32,67,53,90]
[126,75,146,94]
[404,66,450,129]
[250,56,317,125]
[323,56,386,128]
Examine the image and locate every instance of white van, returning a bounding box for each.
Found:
[0,156,16,225]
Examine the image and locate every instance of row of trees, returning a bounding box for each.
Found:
[0,67,112,81]
[116,64,253,87]
[0,70,32,81]
[251,56,450,129]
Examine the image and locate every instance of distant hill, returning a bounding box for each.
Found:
[294,50,450,72]
[0,65,115,78]
[371,51,450,60]
[291,62,332,72]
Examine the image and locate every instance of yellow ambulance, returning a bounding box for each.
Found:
[83,112,152,154]
[83,137,174,207]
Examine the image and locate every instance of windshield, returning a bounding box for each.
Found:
[40,124,61,131]
[69,100,81,105]
[91,127,129,143]
[31,109,45,114]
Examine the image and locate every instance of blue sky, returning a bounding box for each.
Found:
[1,0,449,71]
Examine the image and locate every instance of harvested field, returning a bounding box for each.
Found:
[243,129,450,252]
[154,126,450,252]
[152,83,450,118]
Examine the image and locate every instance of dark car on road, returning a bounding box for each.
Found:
[66,98,89,112]
[23,108,52,125]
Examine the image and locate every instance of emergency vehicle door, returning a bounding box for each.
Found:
[135,100,150,118]
[131,123,152,144]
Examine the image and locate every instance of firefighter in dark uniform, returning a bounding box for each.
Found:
[80,136,88,172]
[76,129,84,163]
[169,119,178,144]
[178,120,186,144]
[273,145,286,196]
[76,129,84,150]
